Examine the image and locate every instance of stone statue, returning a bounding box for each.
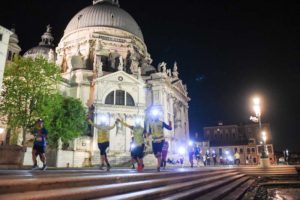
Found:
[46,24,52,33]
[125,50,132,73]
[93,55,103,77]
[108,53,116,70]
[95,39,102,52]
[157,62,162,72]
[97,58,103,77]
[118,56,124,71]
[173,62,178,72]
[48,49,55,62]
[161,62,167,73]
[173,62,179,77]
[167,69,172,77]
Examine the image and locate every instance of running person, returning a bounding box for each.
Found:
[88,117,116,171]
[118,118,146,172]
[130,139,136,169]
[161,141,169,169]
[147,110,172,172]
[32,119,48,171]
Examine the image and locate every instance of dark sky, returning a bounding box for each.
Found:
[1,0,300,152]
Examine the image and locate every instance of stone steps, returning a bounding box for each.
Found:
[0,169,253,200]
[238,166,298,176]
[0,169,229,194]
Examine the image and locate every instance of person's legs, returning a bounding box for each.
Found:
[32,147,38,167]
[152,141,164,171]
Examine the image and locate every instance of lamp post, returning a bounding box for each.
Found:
[250,97,269,167]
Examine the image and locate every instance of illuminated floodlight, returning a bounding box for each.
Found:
[188,141,193,146]
[178,147,186,155]
[150,108,161,118]
[131,143,136,149]
[225,150,229,155]
[212,150,216,154]
[227,156,233,162]
[99,114,109,125]
[262,131,267,143]
[135,117,143,127]
[253,97,260,105]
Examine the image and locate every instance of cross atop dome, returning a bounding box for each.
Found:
[93,0,120,7]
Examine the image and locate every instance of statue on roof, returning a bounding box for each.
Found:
[46,24,52,33]
[173,62,179,78]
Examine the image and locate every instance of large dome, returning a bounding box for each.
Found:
[64,1,144,41]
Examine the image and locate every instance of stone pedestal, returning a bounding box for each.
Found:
[260,157,270,168]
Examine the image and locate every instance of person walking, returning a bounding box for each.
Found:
[212,151,217,166]
[88,116,116,171]
[206,150,211,166]
[188,143,195,168]
[234,150,241,166]
[161,141,169,169]
[32,119,48,171]
[147,109,172,172]
[195,145,201,167]
[118,118,146,172]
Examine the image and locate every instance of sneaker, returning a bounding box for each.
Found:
[32,165,39,170]
[137,164,143,172]
[99,164,105,170]
[107,165,111,171]
[41,165,47,171]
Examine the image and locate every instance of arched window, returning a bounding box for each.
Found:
[126,93,135,106]
[104,90,135,106]
[116,90,125,105]
[105,91,114,105]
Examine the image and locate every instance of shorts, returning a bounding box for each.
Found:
[196,155,201,160]
[132,144,145,159]
[152,140,165,156]
[33,144,46,155]
[98,142,109,155]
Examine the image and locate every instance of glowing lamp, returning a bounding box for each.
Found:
[131,143,136,149]
[178,147,186,155]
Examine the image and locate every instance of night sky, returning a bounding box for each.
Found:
[1,0,300,152]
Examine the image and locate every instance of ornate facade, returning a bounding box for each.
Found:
[23,0,190,166]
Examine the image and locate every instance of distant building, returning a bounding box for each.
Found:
[202,122,275,165]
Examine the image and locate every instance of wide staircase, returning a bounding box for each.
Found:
[0,168,254,200]
[237,165,299,176]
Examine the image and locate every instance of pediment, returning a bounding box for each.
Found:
[172,80,187,95]
[95,71,144,85]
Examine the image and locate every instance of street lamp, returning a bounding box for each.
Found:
[250,97,269,166]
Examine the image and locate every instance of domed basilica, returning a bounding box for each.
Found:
[23,0,190,167]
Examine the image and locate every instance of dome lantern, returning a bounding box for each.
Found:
[39,25,54,47]
[93,0,119,7]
